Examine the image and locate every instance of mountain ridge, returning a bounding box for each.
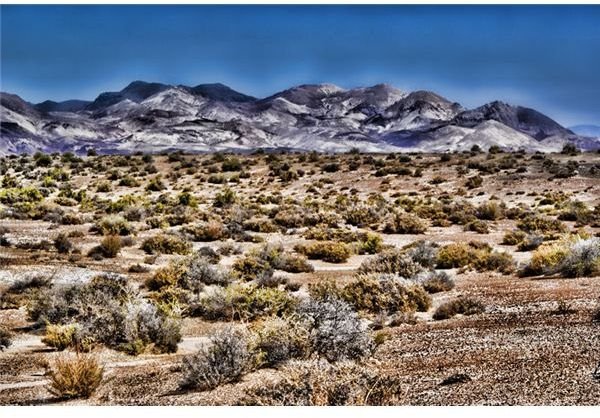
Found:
[1,81,598,155]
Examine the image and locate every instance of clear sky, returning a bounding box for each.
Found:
[1,5,599,126]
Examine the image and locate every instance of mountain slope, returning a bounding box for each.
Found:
[1,81,597,155]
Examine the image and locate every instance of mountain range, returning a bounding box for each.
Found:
[1,81,598,155]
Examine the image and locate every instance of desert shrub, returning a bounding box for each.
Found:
[221,157,242,172]
[0,327,12,351]
[433,297,485,320]
[180,254,234,289]
[276,253,314,273]
[145,261,187,291]
[273,208,303,228]
[213,187,237,208]
[128,263,150,273]
[383,212,427,234]
[28,275,181,354]
[232,255,273,281]
[342,274,431,314]
[239,359,404,406]
[517,215,566,237]
[121,300,182,354]
[464,220,489,234]
[243,218,279,233]
[295,241,351,263]
[322,162,340,173]
[47,354,103,399]
[436,243,479,269]
[524,241,571,276]
[183,220,226,242]
[296,297,373,362]
[358,249,425,279]
[96,181,112,193]
[419,271,455,293]
[194,285,297,321]
[180,327,254,391]
[118,176,140,187]
[252,243,314,274]
[465,175,483,189]
[0,186,44,204]
[358,232,384,255]
[558,201,594,225]
[517,234,544,251]
[93,215,134,236]
[476,201,504,220]
[146,176,166,192]
[141,234,192,255]
[473,251,514,274]
[0,274,52,309]
[42,324,78,351]
[251,317,310,367]
[559,237,600,278]
[502,230,527,245]
[54,233,74,254]
[343,204,381,227]
[97,235,122,258]
[404,240,439,268]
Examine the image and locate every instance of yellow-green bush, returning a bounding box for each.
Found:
[42,323,78,351]
[295,241,352,263]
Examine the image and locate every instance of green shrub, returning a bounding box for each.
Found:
[524,240,571,276]
[233,255,273,281]
[0,186,44,204]
[357,233,384,255]
[145,261,187,291]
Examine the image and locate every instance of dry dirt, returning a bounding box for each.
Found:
[1,151,599,405]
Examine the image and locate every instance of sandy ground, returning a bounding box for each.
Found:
[1,151,599,405]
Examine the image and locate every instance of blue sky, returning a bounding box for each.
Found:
[1,5,599,126]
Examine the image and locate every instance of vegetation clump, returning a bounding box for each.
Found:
[141,234,192,255]
[47,354,104,399]
[433,297,485,320]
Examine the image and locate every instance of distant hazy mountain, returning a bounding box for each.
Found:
[1,80,597,155]
[569,124,600,138]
